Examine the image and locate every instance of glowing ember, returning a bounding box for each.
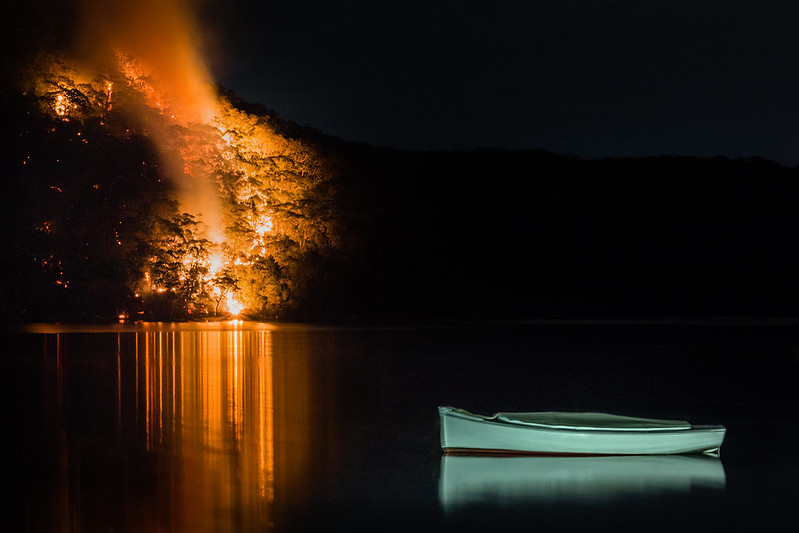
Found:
[105,81,113,110]
[226,294,244,316]
[54,94,68,116]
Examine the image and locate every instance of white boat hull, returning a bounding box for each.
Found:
[439,407,726,455]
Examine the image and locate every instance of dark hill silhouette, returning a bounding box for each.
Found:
[4,83,799,323]
[322,142,799,321]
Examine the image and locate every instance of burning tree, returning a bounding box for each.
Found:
[139,213,214,317]
[210,102,338,317]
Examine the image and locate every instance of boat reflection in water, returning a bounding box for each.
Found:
[439,454,726,508]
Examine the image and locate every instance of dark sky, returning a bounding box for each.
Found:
[200,0,799,165]
[8,1,799,165]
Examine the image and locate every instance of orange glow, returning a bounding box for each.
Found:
[72,0,225,245]
[226,294,245,316]
[40,326,315,530]
[77,0,218,124]
[105,80,113,110]
[132,330,288,528]
[255,215,273,236]
[25,0,332,319]
[208,253,224,277]
[53,94,68,116]
[114,50,225,242]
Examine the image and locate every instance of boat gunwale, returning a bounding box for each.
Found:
[441,447,722,457]
[442,409,725,434]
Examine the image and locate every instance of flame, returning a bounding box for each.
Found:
[226,294,244,316]
[105,80,113,110]
[208,253,224,278]
[54,94,68,116]
[255,215,273,236]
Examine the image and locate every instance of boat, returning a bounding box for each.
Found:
[439,406,725,455]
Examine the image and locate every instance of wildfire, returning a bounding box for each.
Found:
[21,0,335,323]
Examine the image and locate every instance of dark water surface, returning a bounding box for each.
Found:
[4,321,798,532]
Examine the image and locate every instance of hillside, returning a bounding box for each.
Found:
[3,55,799,323]
[329,146,799,321]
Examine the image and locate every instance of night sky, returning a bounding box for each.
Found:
[198,1,799,165]
[6,1,799,165]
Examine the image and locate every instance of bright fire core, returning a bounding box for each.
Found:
[226,294,245,316]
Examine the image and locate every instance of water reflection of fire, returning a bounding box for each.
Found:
[136,329,309,530]
[40,328,312,531]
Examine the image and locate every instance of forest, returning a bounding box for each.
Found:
[3,52,799,323]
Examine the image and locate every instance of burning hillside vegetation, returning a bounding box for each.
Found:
[13,52,340,320]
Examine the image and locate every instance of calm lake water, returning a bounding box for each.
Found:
[4,321,799,532]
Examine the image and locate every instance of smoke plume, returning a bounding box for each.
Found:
[76,0,218,123]
[72,0,224,239]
